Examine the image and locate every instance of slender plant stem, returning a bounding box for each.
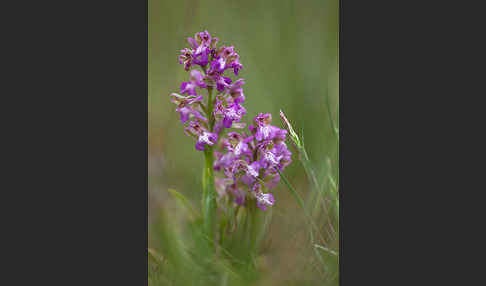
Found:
[207,87,215,130]
[203,148,216,243]
[202,86,216,249]
[247,201,262,269]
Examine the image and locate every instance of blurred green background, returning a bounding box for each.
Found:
[149,0,338,284]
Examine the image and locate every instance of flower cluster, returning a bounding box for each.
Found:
[171,31,246,151]
[170,31,291,211]
[214,113,292,210]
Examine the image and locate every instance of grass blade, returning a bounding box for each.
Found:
[168,188,200,220]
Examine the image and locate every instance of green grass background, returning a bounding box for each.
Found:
[149,0,339,284]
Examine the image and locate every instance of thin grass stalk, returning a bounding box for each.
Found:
[277,169,330,278]
[278,169,328,244]
[325,93,339,219]
[297,136,336,236]
[279,110,330,213]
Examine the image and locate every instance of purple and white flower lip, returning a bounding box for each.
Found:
[171,31,292,210]
[255,191,275,211]
[223,103,246,128]
[196,131,218,151]
[184,120,218,151]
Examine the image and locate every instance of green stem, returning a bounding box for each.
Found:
[247,201,261,267]
[249,201,258,251]
[207,87,215,130]
[203,147,216,244]
[202,86,216,249]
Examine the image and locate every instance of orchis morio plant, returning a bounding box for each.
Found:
[169,31,292,243]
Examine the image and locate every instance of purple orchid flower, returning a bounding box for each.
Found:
[225,132,250,156]
[180,70,206,96]
[247,161,261,178]
[230,159,260,179]
[184,31,215,67]
[184,120,205,137]
[178,48,193,71]
[214,75,232,92]
[195,131,218,151]
[176,106,206,124]
[256,192,274,211]
[169,93,205,124]
[223,103,246,128]
[209,46,244,76]
[254,113,275,141]
[227,79,245,104]
[274,142,292,169]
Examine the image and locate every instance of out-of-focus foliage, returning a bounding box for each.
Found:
[149,0,338,285]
